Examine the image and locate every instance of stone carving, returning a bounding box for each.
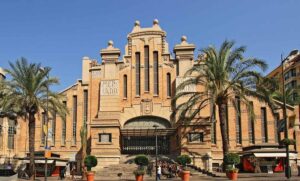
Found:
[163,62,174,68]
[100,80,119,96]
[119,64,129,71]
[141,99,153,115]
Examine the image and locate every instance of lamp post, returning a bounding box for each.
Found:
[153,124,158,181]
[281,54,291,179]
[40,67,49,181]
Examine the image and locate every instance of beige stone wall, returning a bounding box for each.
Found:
[2,21,300,171]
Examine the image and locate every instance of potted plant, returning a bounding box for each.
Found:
[224,153,240,180]
[280,138,296,145]
[84,155,98,181]
[133,155,149,181]
[177,154,192,181]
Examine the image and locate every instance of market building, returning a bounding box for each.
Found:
[1,20,300,173]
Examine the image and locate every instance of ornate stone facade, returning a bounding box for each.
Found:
[1,21,300,172]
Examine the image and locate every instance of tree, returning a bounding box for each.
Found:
[173,40,274,159]
[0,58,67,180]
[272,86,300,106]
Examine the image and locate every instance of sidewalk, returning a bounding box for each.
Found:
[16,174,300,181]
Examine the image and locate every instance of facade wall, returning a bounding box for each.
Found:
[1,23,300,171]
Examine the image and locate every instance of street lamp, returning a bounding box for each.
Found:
[153,124,158,181]
[281,54,291,179]
[40,67,50,181]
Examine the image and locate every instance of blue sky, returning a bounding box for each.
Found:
[0,0,299,91]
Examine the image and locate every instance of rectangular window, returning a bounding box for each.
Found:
[99,133,112,143]
[52,112,56,146]
[61,101,67,146]
[72,96,77,145]
[84,90,88,124]
[236,97,242,144]
[144,46,150,92]
[261,107,268,143]
[274,113,279,143]
[225,103,229,140]
[123,75,127,98]
[211,106,217,144]
[153,51,159,95]
[188,132,204,143]
[8,119,15,149]
[136,53,141,96]
[248,102,255,144]
[167,73,171,97]
[41,112,46,145]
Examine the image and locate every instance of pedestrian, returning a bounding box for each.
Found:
[59,166,65,180]
[65,163,70,179]
[157,165,161,180]
[71,164,76,180]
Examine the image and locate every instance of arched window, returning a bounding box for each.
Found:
[144,46,150,92]
[123,75,127,98]
[136,53,140,96]
[153,51,159,95]
[167,73,171,97]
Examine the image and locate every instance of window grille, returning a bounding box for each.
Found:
[72,96,77,145]
[144,46,149,92]
[235,97,242,144]
[61,101,67,146]
[261,107,268,143]
[136,53,141,96]
[123,75,127,98]
[248,102,255,144]
[167,73,171,97]
[8,119,15,149]
[188,132,204,143]
[41,112,46,145]
[153,52,159,95]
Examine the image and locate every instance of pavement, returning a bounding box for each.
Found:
[3,173,300,181]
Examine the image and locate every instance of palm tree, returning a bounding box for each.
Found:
[173,40,274,159]
[0,58,67,180]
[272,86,300,106]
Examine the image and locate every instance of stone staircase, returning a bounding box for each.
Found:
[95,155,154,180]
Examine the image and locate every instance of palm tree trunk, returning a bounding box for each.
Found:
[217,101,229,159]
[28,113,36,180]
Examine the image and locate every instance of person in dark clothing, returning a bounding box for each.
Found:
[59,166,65,180]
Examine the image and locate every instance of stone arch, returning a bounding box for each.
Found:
[123,116,171,129]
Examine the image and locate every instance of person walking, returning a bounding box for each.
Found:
[157,165,161,180]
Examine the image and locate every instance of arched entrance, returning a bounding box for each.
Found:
[121,116,175,155]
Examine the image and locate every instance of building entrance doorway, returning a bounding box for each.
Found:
[121,136,170,154]
[121,116,176,155]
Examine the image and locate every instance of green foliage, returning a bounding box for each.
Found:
[84,155,98,171]
[0,58,68,178]
[272,86,300,106]
[177,155,191,167]
[224,153,240,165]
[281,138,296,145]
[134,155,149,167]
[133,169,145,176]
[172,41,274,157]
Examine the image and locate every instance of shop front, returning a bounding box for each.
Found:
[241,144,297,173]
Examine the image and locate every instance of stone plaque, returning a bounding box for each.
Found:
[100,80,119,96]
[141,99,153,115]
[176,77,196,93]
